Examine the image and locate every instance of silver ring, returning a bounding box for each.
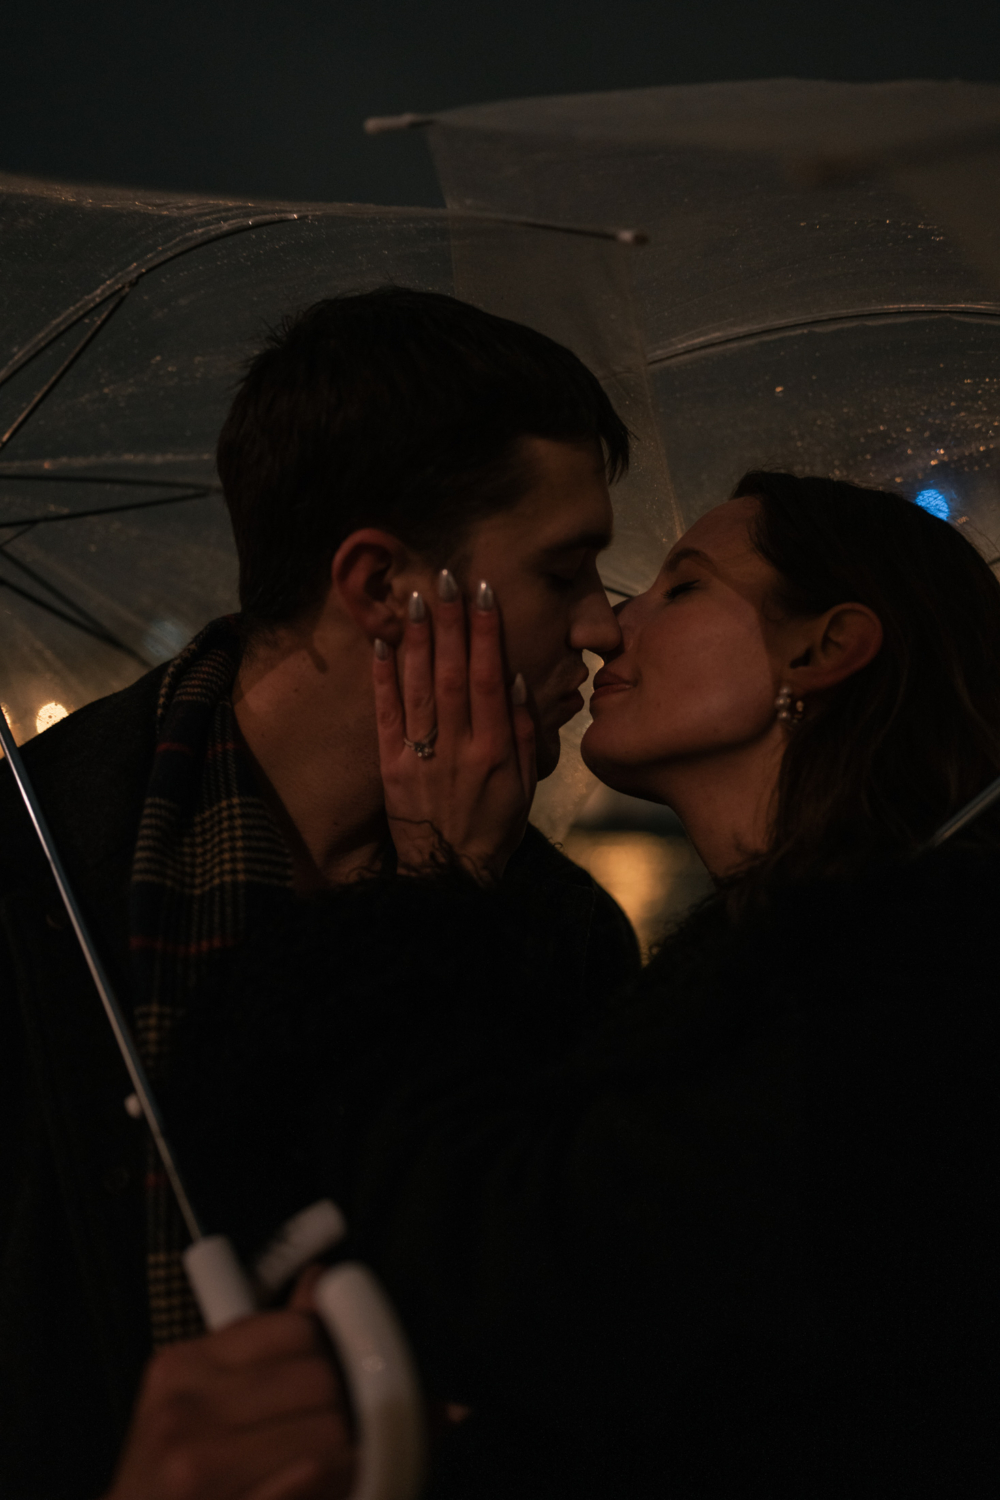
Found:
[403,726,438,759]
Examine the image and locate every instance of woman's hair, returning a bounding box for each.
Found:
[731,470,1000,892]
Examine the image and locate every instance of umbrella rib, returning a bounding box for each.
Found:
[0,213,304,393]
[646,303,1000,367]
[0,544,137,644]
[0,285,134,452]
[0,574,152,666]
[0,488,214,530]
[0,201,641,402]
[0,522,38,548]
[0,472,220,488]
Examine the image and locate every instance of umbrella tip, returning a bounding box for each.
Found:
[364,112,435,135]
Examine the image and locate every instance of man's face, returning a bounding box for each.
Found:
[458,437,621,778]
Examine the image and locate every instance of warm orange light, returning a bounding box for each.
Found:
[35,701,69,734]
[562,830,712,956]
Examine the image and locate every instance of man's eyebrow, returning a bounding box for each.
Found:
[665,546,713,572]
[540,529,614,558]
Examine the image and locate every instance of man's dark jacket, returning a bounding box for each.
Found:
[0,668,639,1499]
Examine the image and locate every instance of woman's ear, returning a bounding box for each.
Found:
[789,603,883,695]
[330,528,411,645]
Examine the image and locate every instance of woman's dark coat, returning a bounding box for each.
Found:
[187,847,1000,1500]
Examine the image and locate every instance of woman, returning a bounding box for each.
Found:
[378,468,1000,891]
[194,473,1000,1498]
[360,470,1000,1497]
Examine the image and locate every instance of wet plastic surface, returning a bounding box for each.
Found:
[5,83,1000,841]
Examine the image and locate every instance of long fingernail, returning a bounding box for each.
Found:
[476,580,495,611]
[408,590,426,623]
[436,568,458,603]
[374,637,389,660]
[511,672,527,706]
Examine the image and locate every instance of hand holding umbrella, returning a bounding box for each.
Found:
[0,704,426,1500]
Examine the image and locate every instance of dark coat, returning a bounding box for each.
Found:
[0,669,639,1499]
[190,848,1000,1499]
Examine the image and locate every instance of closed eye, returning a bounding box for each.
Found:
[545,551,590,590]
[665,580,698,601]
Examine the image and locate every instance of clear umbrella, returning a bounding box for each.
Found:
[0,175,648,1498]
[367,77,1000,872]
[372,78,1000,572]
[0,175,649,742]
[6,83,1000,1487]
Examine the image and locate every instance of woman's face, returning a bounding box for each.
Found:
[582,496,789,798]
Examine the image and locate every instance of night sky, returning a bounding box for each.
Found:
[4,2,999,208]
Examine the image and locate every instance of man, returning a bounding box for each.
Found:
[0,289,639,1498]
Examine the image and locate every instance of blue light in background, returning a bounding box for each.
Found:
[143,617,191,662]
[913,488,951,521]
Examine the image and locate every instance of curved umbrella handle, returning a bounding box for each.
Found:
[253,1201,426,1500]
[0,710,424,1497]
[184,1211,427,1500]
[314,1262,427,1500]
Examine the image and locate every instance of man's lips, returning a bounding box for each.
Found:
[548,672,589,725]
[555,689,585,722]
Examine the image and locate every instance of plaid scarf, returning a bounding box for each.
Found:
[130,617,293,1346]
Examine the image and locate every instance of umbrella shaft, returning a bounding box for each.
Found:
[0,705,203,1242]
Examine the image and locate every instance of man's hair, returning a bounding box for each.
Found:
[217,287,629,631]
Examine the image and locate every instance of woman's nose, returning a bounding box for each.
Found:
[615,593,646,632]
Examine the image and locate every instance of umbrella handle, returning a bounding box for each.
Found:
[182,1234,258,1329]
[0,710,426,1499]
[183,1217,426,1500]
[314,1263,427,1500]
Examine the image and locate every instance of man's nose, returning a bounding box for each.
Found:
[570,584,623,658]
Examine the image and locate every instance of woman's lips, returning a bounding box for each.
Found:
[590,673,631,703]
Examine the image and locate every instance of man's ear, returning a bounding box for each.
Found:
[787,603,883,695]
[330,528,411,645]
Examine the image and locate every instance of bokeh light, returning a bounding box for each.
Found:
[143,618,191,662]
[914,488,951,521]
[562,829,712,956]
[0,703,14,758]
[35,702,68,734]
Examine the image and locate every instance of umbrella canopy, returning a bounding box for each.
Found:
[0,175,649,748]
[10,86,1000,834]
[376,79,1000,587]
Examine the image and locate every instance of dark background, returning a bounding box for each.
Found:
[3,2,999,208]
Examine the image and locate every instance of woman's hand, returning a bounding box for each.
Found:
[373,571,537,885]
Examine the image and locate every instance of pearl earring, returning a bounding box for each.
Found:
[775,684,805,725]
